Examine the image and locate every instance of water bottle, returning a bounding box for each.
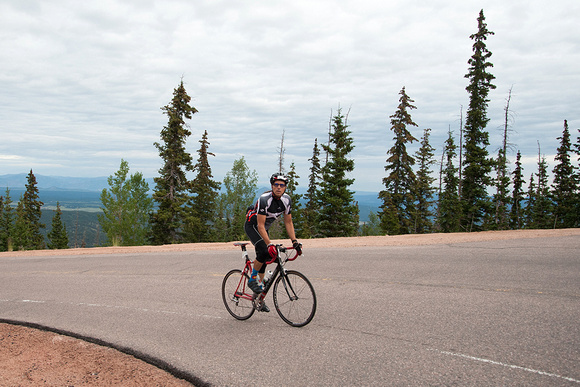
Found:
[264,270,273,286]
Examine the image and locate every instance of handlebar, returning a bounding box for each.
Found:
[274,244,301,263]
[234,242,301,264]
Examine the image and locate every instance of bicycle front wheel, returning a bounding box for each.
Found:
[222,269,255,320]
[273,270,316,327]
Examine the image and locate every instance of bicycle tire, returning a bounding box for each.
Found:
[222,269,255,320]
[273,270,316,327]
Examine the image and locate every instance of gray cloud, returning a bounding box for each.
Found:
[1,0,578,191]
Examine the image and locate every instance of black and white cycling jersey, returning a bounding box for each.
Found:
[246,191,292,230]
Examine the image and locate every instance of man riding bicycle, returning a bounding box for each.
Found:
[244,173,302,311]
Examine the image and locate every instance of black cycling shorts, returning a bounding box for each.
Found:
[244,220,269,270]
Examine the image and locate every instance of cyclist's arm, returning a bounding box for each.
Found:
[256,214,271,245]
[284,213,297,242]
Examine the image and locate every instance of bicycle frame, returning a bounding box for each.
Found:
[224,241,316,326]
[232,242,300,308]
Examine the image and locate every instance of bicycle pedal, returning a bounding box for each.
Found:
[257,302,270,313]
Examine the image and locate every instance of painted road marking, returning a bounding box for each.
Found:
[430,348,580,384]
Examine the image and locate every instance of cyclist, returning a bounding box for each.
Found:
[244,173,302,310]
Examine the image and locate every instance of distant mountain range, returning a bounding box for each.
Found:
[0,173,382,221]
[0,173,153,192]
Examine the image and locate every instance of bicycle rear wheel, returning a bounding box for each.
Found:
[222,269,255,320]
[273,270,316,327]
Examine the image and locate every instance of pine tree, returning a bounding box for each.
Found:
[18,170,45,250]
[47,202,69,249]
[286,162,304,238]
[524,174,536,228]
[302,139,322,238]
[379,192,400,235]
[490,147,511,230]
[413,128,436,233]
[185,130,221,242]
[13,199,31,250]
[379,87,418,235]
[461,9,496,231]
[318,108,358,237]
[437,131,461,232]
[551,120,578,228]
[534,150,553,229]
[99,160,153,246]
[0,189,15,252]
[509,151,525,229]
[150,80,197,245]
[574,125,580,219]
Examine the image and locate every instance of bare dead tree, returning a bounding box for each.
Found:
[494,87,515,228]
[277,129,286,174]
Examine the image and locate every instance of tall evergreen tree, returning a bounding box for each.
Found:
[437,130,461,232]
[318,108,358,237]
[490,146,511,230]
[574,125,580,219]
[524,174,536,228]
[551,120,578,228]
[150,80,197,245]
[379,87,418,235]
[18,170,45,250]
[47,202,69,249]
[534,150,553,229]
[286,162,304,238]
[302,138,322,238]
[216,157,258,241]
[509,151,525,229]
[575,125,580,157]
[413,128,436,233]
[0,189,15,252]
[99,160,153,246]
[13,199,31,250]
[185,130,221,242]
[461,9,496,231]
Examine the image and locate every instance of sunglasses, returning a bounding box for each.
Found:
[273,183,286,188]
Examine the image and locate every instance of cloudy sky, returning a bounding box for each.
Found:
[1,0,578,192]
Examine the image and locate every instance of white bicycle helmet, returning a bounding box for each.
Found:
[270,173,289,185]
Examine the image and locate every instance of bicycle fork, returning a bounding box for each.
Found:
[279,272,299,301]
[270,262,300,302]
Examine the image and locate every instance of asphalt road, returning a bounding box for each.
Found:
[1,235,579,386]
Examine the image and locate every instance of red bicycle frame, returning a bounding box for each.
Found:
[232,242,300,307]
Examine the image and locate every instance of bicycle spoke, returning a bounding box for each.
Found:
[222,269,255,320]
[273,270,316,327]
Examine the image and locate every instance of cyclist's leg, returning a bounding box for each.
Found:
[244,221,269,291]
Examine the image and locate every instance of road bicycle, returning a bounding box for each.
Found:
[221,242,317,327]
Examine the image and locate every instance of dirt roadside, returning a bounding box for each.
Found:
[1,229,578,386]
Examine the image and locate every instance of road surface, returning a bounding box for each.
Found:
[1,233,579,385]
